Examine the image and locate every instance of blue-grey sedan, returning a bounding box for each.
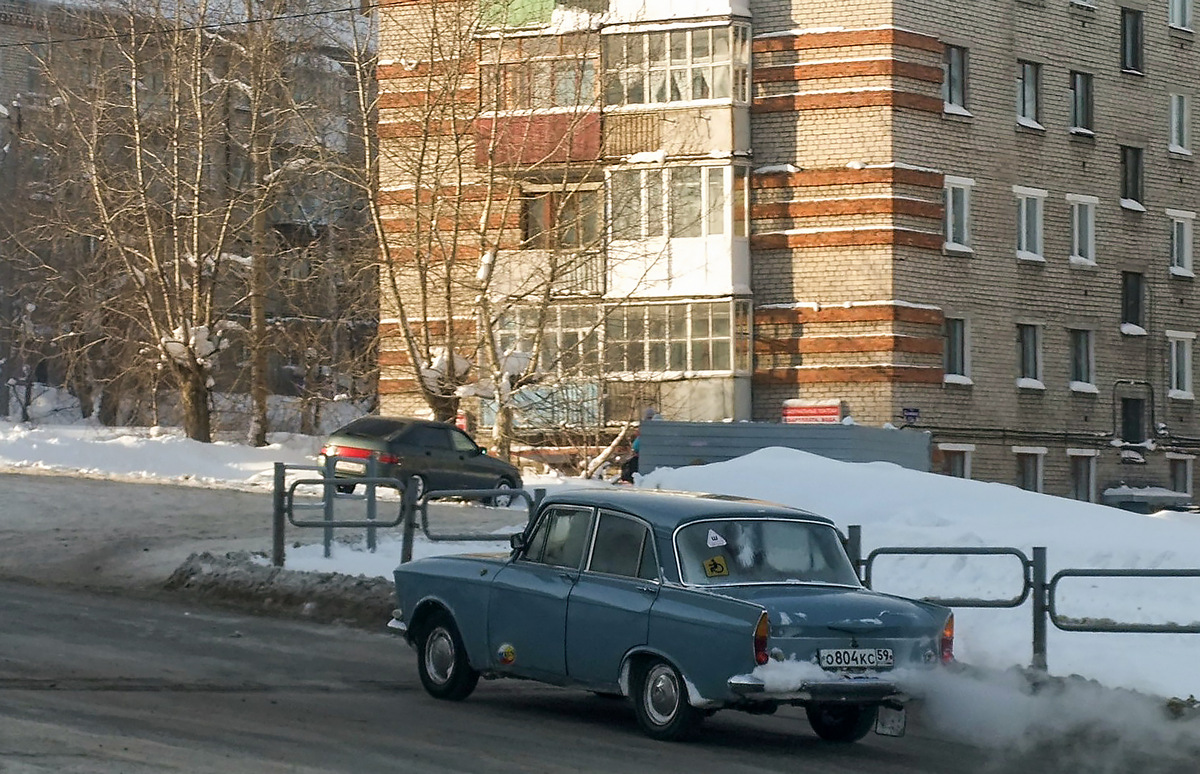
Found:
[389,488,952,742]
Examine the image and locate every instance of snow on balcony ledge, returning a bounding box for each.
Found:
[1016,378,1045,390]
[1016,117,1045,131]
[943,103,973,118]
[1069,255,1098,269]
[943,374,974,386]
[1016,251,1046,263]
[1069,381,1100,394]
[1121,323,1148,336]
[1170,266,1196,279]
[1169,389,1196,401]
[1120,198,1147,212]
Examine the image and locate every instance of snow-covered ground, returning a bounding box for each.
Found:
[4,407,1200,760]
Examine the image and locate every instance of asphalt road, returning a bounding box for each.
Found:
[0,580,997,774]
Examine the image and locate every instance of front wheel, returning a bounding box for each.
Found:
[415,611,479,701]
[487,477,516,507]
[407,474,428,503]
[631,659,703,741]
[805,703,877,743]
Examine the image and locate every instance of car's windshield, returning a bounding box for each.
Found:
[674,518,860,587]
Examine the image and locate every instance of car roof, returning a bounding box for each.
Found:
[537,487,835,531]
[336,416,452,435]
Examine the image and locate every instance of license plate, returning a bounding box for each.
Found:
[817,648,894,669]
[875,705,906,737]
[335,460,366,475]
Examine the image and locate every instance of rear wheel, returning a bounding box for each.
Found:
[415,611,479,701]
[487,477,516,507]
[631,659,703,741]
[805,703,877,743]
[407,474,428,502]
[335,483,355,494]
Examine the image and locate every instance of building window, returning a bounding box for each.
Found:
[938,444,974,478]
[1017,323,1042,384]
[498,305,601,378]
[1122,271,1145,328]
[1013,448,1045,492]
[1169,209,1196,276]
[1168,331,1196,398]
[1120,146,1144,206]
[1121,8,1144,73]
[1170,94,1192,153]
[944,176,973,250]
[522,189,602,250]
[603,24,751,107]
[1068,194,1098,265]
[610,166,744,241]
[1068,451,1097,502]
[603,301,743,374]
[1170,0,1194,29]
[944,317,968,380]
[1069,71,1094,132]
[1014,186,1046,260]
[1069,329,1094,386]
[480,35,598,111]
[1169,455,1194,495]
[943,45,968,111]
[1121,397,1146,442]
[1015,60,1041,126]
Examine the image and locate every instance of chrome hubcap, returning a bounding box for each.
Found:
[644,665,680,725]
[425,627,455,685]
[495,481,512,506]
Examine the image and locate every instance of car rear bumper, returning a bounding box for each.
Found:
[727,675,909,705]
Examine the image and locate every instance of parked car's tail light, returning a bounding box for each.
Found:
[940,613,955,663]
[378,453,400,465]
[753,611,770,666]
[324,445,372,460]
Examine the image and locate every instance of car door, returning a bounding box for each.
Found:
[565,510,660,687]
[403,425,454,490]
[448,427,489,488]
[486,505,594,681]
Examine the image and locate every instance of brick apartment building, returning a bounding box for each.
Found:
[376,0,1200,507]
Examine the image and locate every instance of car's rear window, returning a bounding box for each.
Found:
[674,518,860,587]
[340,417,409,438]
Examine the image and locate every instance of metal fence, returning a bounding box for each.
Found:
[846,525,1200,671]
[270,459,540,567]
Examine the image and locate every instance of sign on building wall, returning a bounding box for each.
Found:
[782,400,845,424]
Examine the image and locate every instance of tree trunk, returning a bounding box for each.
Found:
[491,402,513,462]
[178,369,212,442]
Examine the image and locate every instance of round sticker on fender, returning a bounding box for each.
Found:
[498,643,516,665]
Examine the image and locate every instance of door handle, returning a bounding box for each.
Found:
[636,585,657,594]
[559,573,574,582]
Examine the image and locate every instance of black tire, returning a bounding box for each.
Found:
[407,474,428,502]
[335,483,355,494]
[415,611,479,701]
[631,659,704,741]
[486,477,516,507]
[805,703,877,743]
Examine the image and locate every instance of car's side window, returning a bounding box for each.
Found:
[449,429,477,453]
[410,427,451,449]
[588,511,658,581]
[523,507,592,569]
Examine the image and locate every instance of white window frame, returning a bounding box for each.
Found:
[938,442,975,479]
[1015,60,1042,128]
[1168,330,1196,400]
[1068,328,1096,391]
[1170,94,1192,154]
[943,317,971,383]
[943,45,969,114]
[1066,448,1099,503]
[1014,186,1047,261]
[944,176,973,252]
[1067,194,1098,266]
[1012,446,1047,492]
[603,23,752,108]
[1016,322,1044,388]
[1170,0,1194,30]
[1168,208,1196,277]
[1167,452,1195,495]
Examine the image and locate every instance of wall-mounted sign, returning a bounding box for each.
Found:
[901,407,920,424]
[782,400,844,424]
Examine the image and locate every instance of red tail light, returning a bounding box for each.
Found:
[326,445,372,460]
[753,611,770,666]
[940,614,955,663]
[378,453,400,465]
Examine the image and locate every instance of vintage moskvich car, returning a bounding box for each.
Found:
[389,488,953,742]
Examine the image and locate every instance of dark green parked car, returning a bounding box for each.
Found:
[319,416,521,504]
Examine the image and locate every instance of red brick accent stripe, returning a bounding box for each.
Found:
[377,61,477,80]
[755,305,944,326]
[751,228,942,250]
[378,119,472,138]
[379,89,478,109]
[753,89,942,114]
[753,167,942,189]
[754,59,942,84]
[754,335,942,355]
[752,197,941,220]
[753,365,944,384]
[752,28,943,54]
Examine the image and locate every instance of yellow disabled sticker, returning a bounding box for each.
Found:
[704,555,729,577]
